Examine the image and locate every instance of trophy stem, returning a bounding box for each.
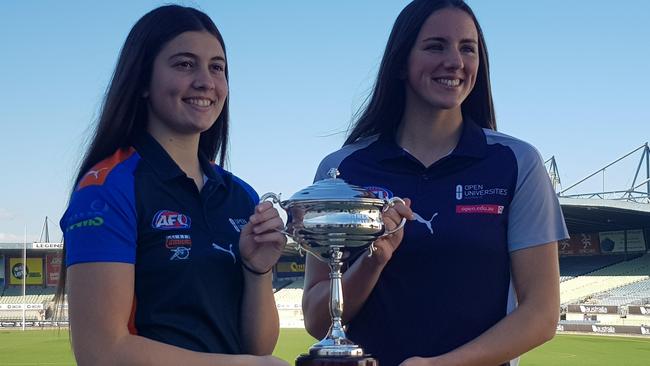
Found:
[308,247,363,356]
[328,248,346,343]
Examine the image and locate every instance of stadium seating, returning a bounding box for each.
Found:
[560,254,650,304]
[559,255,627,282]
[274,279,305,328]
[589,278,650,306]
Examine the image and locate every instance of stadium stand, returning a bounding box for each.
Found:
[560,254,650,304]
[559,254,628,282]
[274,278,304,328]
[589,278,650,306]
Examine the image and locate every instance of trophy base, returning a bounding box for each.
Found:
[295,354,378,366]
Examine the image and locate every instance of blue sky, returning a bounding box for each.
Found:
[1,0,648,242]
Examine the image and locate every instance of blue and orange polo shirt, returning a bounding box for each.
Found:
[60,133,258,354]
[313,119,569,366]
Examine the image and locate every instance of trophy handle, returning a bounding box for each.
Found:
[259,192,294,239]
[381,197,407,236]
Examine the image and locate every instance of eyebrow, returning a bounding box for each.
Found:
[168,52,226,62]
[422,37,478,44]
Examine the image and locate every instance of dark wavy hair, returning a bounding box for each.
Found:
[55,5,229,312]
[345,0,495,145]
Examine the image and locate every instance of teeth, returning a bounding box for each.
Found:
[435,78,461,87]
[185,98,213,107]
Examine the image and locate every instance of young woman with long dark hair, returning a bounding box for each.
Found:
[302,1,567,365]
[56,6,288,366]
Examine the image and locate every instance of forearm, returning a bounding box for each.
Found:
[433,303,558,366]
[303,254,384,338]
[74,332,257,366]
[240,269,280,355]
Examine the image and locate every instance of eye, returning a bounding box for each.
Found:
[210,63,225,73]
[461,45,477,54]
[424,43,444,52]
[174,60,194,70]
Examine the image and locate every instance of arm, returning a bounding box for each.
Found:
[68,263,284,366]
[302,199,413,339]
[401,242,560,366]
[238,201,287,355]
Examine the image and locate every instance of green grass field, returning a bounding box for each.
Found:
[0,329,649,365]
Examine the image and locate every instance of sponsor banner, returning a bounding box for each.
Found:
[0,255,4,280]
[567,305,619,314]
[0,242,63,250]
[558,233,600,256]
[0,321,69,328]
[642,326,650,335]
[275,257,306,278]
[9,258,44,285]
[46,254,62,286]
[33,242,64,250]
[0,304,44,310]
[557,323,647,335]
[599,230,646,253]
[628,306,650,315]
[275,256,305,278]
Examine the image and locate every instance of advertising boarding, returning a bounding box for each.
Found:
[599,230,646,253]
[558,232,600,255]
[46,254,62,286]
[0,255,4,286]
[9,258,44,285]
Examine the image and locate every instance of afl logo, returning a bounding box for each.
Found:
[152,210,191,230]
[455,185,463,200]
[365,186,393,199]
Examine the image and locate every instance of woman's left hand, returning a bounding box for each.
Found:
[239,201,287,274]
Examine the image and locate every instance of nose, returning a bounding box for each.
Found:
[191,66,216,90]
[443,48,464,70]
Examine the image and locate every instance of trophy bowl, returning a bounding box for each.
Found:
[261,169,404,365]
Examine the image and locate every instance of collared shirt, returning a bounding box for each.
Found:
[314,120,568,366]
[61,133,258,354]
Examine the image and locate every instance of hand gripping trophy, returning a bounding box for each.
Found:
[261,169,405,366]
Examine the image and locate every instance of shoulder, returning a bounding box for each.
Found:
[211,164,259,205]
[484,129,544,166]
[315,135,379,182]
[76,147,140,192]
[65,148,140,228]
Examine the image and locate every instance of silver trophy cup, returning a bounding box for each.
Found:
[261,169,405,358]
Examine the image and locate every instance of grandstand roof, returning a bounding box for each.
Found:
[560,198,650,233]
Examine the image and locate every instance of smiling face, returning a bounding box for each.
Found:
[405,7,479,114]
[146,31,228,136]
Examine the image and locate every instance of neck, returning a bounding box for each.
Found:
[147,124,203,189]
[396,99,463,167]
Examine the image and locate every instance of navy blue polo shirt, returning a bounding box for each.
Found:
[60,133,258,354]
[314,120,568,366]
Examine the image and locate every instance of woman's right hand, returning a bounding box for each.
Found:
[366,197,413,267]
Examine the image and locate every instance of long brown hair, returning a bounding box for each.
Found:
[345,0,495,145]
[55,5,229,314]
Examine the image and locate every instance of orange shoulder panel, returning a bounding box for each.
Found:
[77,147,136,190]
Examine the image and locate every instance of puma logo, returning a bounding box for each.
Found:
[85,168,108,179]
[212,243,236,263]
[413,212,438,235]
